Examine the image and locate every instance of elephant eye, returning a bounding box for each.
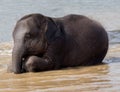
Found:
[25,33,31,38]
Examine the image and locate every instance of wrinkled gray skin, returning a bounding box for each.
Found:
[9,14,108,74]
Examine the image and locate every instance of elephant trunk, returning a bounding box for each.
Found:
[12,42,25,74]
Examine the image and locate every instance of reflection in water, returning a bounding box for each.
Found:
[0,31,120,91]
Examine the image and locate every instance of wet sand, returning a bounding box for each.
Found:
[0,31,120,92]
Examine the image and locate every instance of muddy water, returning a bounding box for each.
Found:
[0,31,120,92]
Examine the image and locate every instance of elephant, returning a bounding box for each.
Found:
[10,13,108,74]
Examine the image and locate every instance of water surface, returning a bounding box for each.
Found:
[0,31,120,92]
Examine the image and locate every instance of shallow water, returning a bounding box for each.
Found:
[0,31,120,92]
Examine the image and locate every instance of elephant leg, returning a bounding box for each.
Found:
[25,56,54,72]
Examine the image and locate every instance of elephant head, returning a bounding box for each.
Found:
[12,14,61,74]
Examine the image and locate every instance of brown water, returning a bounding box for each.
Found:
[0,31,120,92]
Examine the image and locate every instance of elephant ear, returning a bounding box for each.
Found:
[46,18,64,44]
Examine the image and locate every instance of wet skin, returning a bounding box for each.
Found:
[10,14,108,74]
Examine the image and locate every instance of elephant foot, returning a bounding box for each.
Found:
[25,56,54,72]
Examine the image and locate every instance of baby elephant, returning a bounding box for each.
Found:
[10,13,108,74]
